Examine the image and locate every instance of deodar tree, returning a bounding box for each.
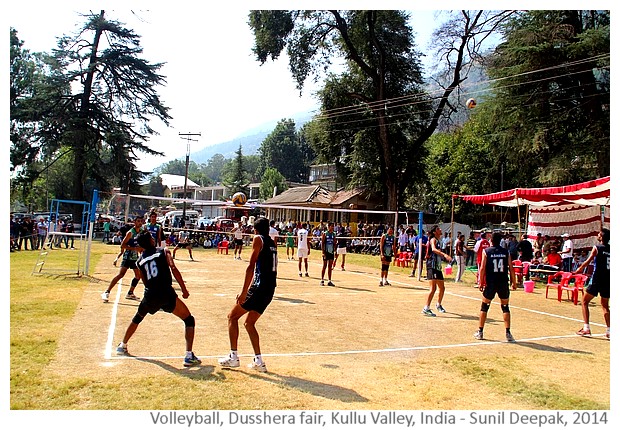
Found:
[10,10,171,208]
[248,10,516,211]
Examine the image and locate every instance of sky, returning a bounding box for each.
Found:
[6,3,447,173]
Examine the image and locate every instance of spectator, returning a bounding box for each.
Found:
[517,233,533,262]
[559,233,574,272]
[465,232,476,267]
[36,217,48,250]
[103,219,111,243]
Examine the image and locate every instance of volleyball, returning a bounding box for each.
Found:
[466,98,477,109]
[231,192,247,206]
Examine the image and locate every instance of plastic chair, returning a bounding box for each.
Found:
[217,240,229,254]
[545,271,573,301]
[512,260,524,285]
[562,274,588,305]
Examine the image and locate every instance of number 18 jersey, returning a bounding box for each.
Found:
[484,246,509,287]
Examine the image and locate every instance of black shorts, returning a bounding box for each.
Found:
[241,282,275,315]
[427,268,444,280]
[121,258,138,269]
[138,289,178,315]
[323,252,335,261]
[234,239,243,246]
[482,282,510,301]
[586,279,610,299]
[176,242,190,248]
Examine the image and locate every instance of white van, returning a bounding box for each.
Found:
[161,210,199,229]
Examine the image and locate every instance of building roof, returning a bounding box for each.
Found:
[264,185,333,205]
[160,174,199,189]
[330,187,369,205]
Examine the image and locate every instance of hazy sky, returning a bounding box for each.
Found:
[7,5,451,172]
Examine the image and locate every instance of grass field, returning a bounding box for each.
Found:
[9,240,611,412]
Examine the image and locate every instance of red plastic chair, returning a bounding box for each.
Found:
[217,240,229,254]
[545,271,573,301]
[512,260,524,285]
[562,274,588,305]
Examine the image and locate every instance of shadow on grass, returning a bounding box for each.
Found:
[245,371,369,403]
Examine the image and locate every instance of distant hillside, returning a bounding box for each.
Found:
[179,111,315,165]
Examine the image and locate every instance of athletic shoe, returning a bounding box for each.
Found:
[576,328,591,336]
[473,330,483,340]
[384,280,391,286]
[409,272,416,278]
[436,304,446,313]
[421,308,436,317]
[101,291,110,303]
[248,360,267,373]
[116,344,128,355]
[341,267,345,271]
[379,281,384,287]
[506,332,516,342]
[305,273,309,277]
[125,292,140,301]
[183,353,201,367]
[606,332,610,339]
[299,272,303,277]
[320,280,325,286]
[218,355,240,368]
[327,281,335,286]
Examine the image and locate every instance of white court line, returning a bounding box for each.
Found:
[103,280,123,359]
[348,269,607,328]
[108,332,608,362]
[103,262,606,362]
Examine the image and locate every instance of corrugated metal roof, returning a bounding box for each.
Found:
[264,185,333,205]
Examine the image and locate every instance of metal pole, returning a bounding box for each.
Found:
[417,210,424,282]
[178,132,201,226]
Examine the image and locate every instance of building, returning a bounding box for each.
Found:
[262,185,384,232]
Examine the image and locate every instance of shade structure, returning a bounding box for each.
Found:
[452,177,610,251]
[452,176,610,208]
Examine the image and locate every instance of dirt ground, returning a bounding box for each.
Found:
[48,246,610,409]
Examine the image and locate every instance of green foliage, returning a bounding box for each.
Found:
[249,10,507,210]
[10,11,172,205]
[487,10,609,184]
[258,119,313,182]
[259,167,288,200]
[222,145,250,196]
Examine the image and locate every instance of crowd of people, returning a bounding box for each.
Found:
[10,214,77,252]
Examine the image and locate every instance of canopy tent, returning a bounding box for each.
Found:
[453,176,610,208]
[452,177,610,251]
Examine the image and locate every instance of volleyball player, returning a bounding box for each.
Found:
[474,232,517,341]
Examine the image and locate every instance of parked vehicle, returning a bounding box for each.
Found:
[160,210,200,229]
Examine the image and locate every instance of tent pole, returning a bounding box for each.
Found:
[450,196,455,257]
[516,199,521,238]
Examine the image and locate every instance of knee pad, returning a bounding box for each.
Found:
[132,312,145,325]
[183,315,195,328]
[480,302,490,313]
[131,277,139,287]
[501,304,510,314]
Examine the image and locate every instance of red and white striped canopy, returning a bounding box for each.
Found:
[453,176,610,207]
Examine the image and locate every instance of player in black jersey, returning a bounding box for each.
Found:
[575,229,610,339]
[320,222,336,286]
[474,232,517,342]
[146,211,164,247]
[115,231,201,367]
[219,217,278,372]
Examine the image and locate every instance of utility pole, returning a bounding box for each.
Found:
[178,132,201,224]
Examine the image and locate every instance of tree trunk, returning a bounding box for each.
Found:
[72,10,104,209]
